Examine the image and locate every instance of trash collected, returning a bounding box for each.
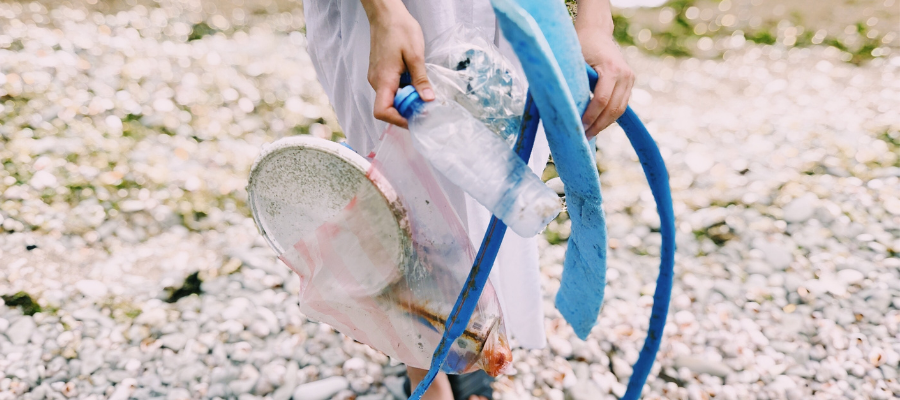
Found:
[425,26,527,145]
[247,134,511,376]
[395,86,560,238]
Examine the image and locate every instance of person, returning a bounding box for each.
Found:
[301,1,634,399]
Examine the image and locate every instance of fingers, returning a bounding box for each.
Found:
[372,72,408,128]
[369,43,430,128]
[365,11,430,128]
[582,69,616,134]
[584,65,634,138]
[586,76,631,138]
[404,50,435,101]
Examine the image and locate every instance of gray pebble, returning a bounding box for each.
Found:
[783,194,818,223]
[80,352,104,376]
[75,280,109,299]
[837,269,865,286]
[756,242,793,270]
[881,366,898,381]
[159,333,188,352]
[546,177,565,195]
[6,316,35,345]
[673,356,731,378]
[564,379,603,400]
[166,388,191,400]
[382,376,406,400]
[548,336,573,359]
[292,376,349,400]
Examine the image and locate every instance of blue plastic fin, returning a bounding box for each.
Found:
[491,0,609,340]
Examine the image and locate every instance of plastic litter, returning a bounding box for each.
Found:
[247,133,512,376]
[425,26,527,145]
[395,86,559,238]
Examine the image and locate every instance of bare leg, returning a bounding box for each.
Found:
[406,367,453,400]
[406,367,489,400]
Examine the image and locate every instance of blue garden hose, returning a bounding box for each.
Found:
[409,67,674,400]
[586,67,676,400]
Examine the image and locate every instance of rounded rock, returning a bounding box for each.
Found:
[75,280,109,298]
[292,376,349,400]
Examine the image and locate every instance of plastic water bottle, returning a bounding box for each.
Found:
[394,86,561,238]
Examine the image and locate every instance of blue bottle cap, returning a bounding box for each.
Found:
[394,86,424,120]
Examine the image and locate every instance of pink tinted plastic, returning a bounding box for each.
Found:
[277,127,511,375]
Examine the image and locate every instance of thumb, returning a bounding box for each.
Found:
[405,53,435,101]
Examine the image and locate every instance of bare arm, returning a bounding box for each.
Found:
[360,0,434,128]
[576,0,634,138]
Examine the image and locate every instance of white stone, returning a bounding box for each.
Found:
[319,348,348,367]
[81,352,104,375]
[547,388,564,400]
[885,196,900,216]
[342,358,366,372]
[783,194,818,223]
[546,177,565,195]
[72,308,113,326]
[673,356,731,378]
[167,388,191,400]
[159,333,188,351]
[6,316,35,345]
[754,241,793,270]
[356,395,389,400]
[272,362,299,400]
[135,308,167,327]
[349,377,371,393]
[220,319,245,334]
[685,151,714,174]
[75,280,109,298]
[837,269,865,285]
[548,336,573,358]
[108,378,137,400]
[292,377,349,400]
[674,310,696,325]
[249,321,271,338]
[29,170,58,190]
[229,364,260,395]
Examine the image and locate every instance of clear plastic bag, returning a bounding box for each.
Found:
[396,25,559,238]
[264,130,512,376]
[398,91,561,238]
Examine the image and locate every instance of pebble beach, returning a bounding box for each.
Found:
[1,0,899,399]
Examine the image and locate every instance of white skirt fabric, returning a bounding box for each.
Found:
[302,0,550,349]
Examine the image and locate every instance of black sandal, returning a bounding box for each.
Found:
[402,370,495,400]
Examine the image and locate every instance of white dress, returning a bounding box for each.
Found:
[302,0,550,349]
